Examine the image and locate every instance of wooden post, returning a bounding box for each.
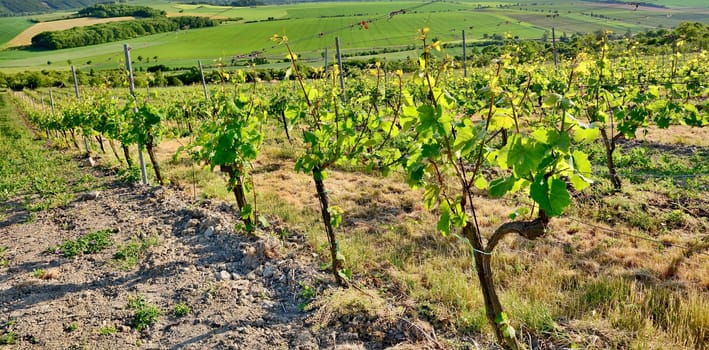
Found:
[40,95,49,139]
[462,30,468,78]
[49,87,58,138]
[324,48,329,75]
[124,44,149,185]
[335,37,346,102]
[552,26,559,69]
[71,65,81,100]
[198,60,209,100]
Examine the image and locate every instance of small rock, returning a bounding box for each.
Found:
[262,263,275,279]
[216,270,231,281]
[246,271,256,281]
[77,191,101,201]
[199,217,219,233]
[232,280,249,291]
[119,325,131,333]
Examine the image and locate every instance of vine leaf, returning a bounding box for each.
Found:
[437,200,451,236]
[530,175,570,217]
[489,176,515,198]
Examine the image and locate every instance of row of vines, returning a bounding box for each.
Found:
[11,30,708,349]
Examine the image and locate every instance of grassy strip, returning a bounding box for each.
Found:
[0,92,101,213]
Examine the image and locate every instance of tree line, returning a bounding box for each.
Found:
[76,3,166,18]
[31,16,219,50]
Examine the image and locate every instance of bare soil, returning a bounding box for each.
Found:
[0,165,439,349]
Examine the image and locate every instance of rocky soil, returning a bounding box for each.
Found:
[0,169,444,349]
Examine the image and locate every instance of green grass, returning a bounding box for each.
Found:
[30,268,46,278]
[64,322,78,333]
[113,235,159,270]
[0,17,33,48]
[0,320,16,345]
[172,303,190,318]
[127,294,161,331]
[49,229,113,258]
[97,325,116,335]
[0,92,104,212]
[0,246,8,267]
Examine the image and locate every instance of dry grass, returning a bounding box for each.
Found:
[6,17,135,47]
[85,119,709,348]
[637,125,709,147]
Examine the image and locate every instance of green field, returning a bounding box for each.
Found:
[0,0,707,72]
[0,17,34,48]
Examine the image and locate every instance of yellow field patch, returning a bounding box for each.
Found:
[6,16,135,47]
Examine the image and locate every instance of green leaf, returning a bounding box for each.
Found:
[569,174,590,191]
[495,312,509,324]
[338,268,352,280]
[489,176,515,198]
[424,185,440,210]
[257,215,270,228]
[328,206,343,229]
[572,150,592,176]
[313,169,328,181]
[573,125,600,143]
[303,131,318,145]
[542,93,562,107]
[474,176,488,190]
[507,136,547,177]
[530,176,571,217]
[437,201,451,236]
[502,324,516,339]
[241,203,253,220]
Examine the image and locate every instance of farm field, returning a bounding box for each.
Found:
[0,0,707,72]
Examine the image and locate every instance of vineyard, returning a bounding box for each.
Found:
[1,28,708,349]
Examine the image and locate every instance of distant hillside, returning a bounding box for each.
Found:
[0,0,110,15]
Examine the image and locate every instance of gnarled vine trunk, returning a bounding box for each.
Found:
[108,139,122,163]
[462,207,549,350]
[313,168,344,286]
[221,165,253,228]
[599,128,622,191]
[121,143,133,168]
[95,135,106,154]
[145,133,164,185]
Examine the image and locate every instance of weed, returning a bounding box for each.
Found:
[297,282,316,311]
[50,229,113,258]
[97,326,116,336]
[118,166,143,184]
[0,246,8,267]
[31,268,46,279]
[173,303,190,318]
[113,235,159,270]
[0,331,15,345]
[0,320,16,345]
[64,322,78,333]
[127,294,161,331]
[663,209,686,229]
